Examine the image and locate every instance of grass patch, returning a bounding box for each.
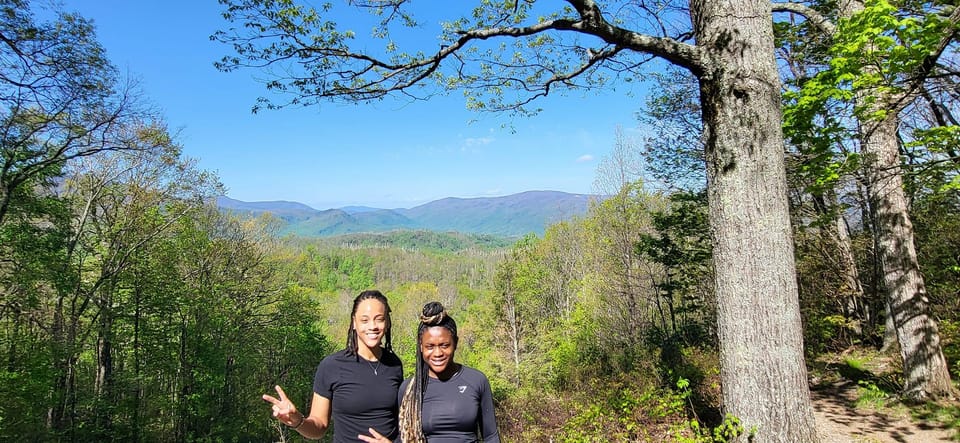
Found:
[911,400,960,441]
[853,379,891,410]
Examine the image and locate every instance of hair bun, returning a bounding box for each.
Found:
[419,301,446,325]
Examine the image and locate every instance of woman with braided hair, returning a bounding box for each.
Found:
[389,301,500,443]
[263,290,403,442]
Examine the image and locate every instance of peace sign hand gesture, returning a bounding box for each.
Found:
[262,385,303,428]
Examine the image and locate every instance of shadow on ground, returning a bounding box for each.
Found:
[810,360,956,443]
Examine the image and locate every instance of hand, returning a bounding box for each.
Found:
[262,385,302,428]
[358,427,391,443]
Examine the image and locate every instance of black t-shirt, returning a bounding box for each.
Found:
[313,349,403,442]
[398,365,500,443]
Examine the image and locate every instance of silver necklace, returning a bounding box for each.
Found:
[366,358,381,375]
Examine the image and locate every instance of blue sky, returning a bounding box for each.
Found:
[58,0,648,209]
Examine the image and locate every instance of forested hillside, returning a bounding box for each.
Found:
[217,190,597,237]
[2,1,959,442]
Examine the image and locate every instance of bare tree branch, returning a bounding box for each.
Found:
[771,2,837,35]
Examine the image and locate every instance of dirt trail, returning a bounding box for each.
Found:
[811,381,954,442]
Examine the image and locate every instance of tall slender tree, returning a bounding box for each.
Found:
[778,0,957,400]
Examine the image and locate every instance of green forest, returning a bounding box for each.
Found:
[2,0,960,441]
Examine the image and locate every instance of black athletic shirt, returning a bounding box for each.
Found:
[398,365,500,443]
[313,349,403,442]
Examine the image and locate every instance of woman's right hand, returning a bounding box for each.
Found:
[358,427,392,443]
[262,385,302,427]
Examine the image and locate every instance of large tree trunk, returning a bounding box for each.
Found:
[837,0,954,400]
[692,0,819,439]
[862,114,953,400]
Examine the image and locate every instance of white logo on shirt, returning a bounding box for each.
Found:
[458,385,467,393]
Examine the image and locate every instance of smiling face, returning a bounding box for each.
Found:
[352,298,388,357]
[420,326,457,378]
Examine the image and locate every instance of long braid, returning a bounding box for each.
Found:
[398,302,457,443]
[398,335,428,443]
[345,289,393,358]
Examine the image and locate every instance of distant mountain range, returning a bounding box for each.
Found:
[216,190,599,237]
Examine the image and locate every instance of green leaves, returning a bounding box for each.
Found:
[782,0,957,192]
[787,0,952,121]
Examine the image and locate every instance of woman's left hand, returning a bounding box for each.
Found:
[358,427,391,443]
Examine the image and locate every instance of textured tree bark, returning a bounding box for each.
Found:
[862,114,953,400]
[837,0,954,400]
[691,0,820,439]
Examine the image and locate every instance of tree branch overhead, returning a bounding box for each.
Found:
[214,0,703,112]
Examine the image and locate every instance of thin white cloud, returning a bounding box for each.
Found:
[459,135,495,154]
[463,136,495,147]
[576,154,595,163]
